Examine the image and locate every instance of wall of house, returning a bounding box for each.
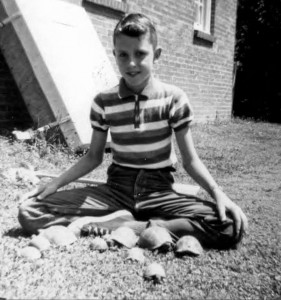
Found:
[0,0,237,131]
[0,50,32,132]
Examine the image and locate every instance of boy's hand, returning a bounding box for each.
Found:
[213,188,248,239]
[19,182,58,204]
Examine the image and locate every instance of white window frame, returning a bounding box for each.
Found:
[194,0,212,34]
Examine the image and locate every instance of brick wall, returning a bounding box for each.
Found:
[84,0,238,123]
[0,50,32,132]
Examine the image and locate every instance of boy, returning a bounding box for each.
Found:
[18,13,248,249]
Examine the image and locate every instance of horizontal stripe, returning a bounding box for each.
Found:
[93,94,105,110]
[110,120,169,133]
[111,136,171,153]
[103,96,134,107]
[103,92,157,106]
[112,143,172,165]
[90,110,105,122]
[112,127,171,145]
[92,125,108,132]
[91,122,108,131]
[109,107,169,127]
[173,121,190,132]
[105,96,171,114]
[106,102,135,114]
[91,102,104,117]
[112,159,175,169]
[143,106,169,122]
[173,103,192,119]
[109,111,135,126]
[170,115,194,128]
[90,110,108,129]
[141,96,172,109]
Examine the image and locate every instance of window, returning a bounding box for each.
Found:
[194,0,212,34]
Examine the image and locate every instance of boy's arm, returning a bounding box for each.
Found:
[175,125,248,238]
[47,129,107,189]
[21,129,108,201]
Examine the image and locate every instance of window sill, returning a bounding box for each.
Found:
[83,0,128,13]
[194,29,216,43]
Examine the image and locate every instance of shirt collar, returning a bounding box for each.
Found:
[118,76,158,99]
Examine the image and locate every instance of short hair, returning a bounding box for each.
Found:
[113,13,158,49]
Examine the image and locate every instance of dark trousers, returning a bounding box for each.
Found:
[18,163,241,248]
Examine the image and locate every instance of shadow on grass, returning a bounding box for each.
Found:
[3,226,30,239]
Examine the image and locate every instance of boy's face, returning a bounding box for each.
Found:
[113,33,161,93]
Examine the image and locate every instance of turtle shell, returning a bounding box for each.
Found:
[29,234,51,251]
[39,225,77,246]
[125,247,145,263]
[18,246,41,260]
[90,237,108,252]
[175,235,203,256]
[138,226,173,251]
[110,226,138,248]
[143,262,166,284]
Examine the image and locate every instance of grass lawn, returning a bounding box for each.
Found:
[0,118,280,299]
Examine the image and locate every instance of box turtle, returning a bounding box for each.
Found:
[138,226,173,252]
[143,262,166,284]
[175,235,203,256]
[18,246,41,260]
[39,225,77,246]
[125,247,146,263]
[29,234,51,251]
[89,237,108,252]
[110,226,138,248]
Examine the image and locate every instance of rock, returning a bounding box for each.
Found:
[29,235,51,251]
[18,246,41,260]
[39,225,77,246]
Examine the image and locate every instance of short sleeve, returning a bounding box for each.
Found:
[90,93,109,131]
[169,87,194,131]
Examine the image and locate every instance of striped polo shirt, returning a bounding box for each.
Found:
[90,77,194,169]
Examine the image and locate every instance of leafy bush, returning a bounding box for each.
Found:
[234,0,281,122]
